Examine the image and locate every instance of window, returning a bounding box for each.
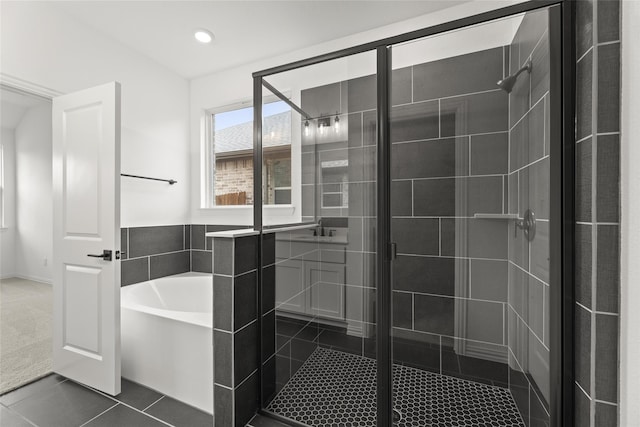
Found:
[206,100,291,206]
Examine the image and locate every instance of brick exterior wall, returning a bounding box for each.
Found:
[215,157,254,205]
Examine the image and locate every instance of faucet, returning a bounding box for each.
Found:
[314,219,325,237]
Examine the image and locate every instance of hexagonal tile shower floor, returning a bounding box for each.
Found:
[266,347,525,427]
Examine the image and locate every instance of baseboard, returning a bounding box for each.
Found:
[12,274,53,285]
[464,341,508,364]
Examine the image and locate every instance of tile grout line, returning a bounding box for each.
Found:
[142,395,165,412]
[72,381,177,427]
[77,402,119,427]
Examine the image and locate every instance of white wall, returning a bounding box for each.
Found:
[0,1,190,228]
[619,0,640,423]
[13,104,52,283]
[189,0,523,225]
[0,128,16,278]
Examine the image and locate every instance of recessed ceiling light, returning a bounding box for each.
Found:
[194,29,214,44]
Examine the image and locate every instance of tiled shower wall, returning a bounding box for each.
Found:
[506,9,552,426]
[297,47,518,386]
[121,224,248,286]
[574,0,621,425]
[387,46,514,386]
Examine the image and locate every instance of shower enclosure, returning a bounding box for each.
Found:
[253,2,573,426]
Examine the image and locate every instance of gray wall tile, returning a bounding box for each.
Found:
[576,224,593,309]
[576,0,594,59]
[595,402,618,426]
[234,322,258,386]
[392,218,439,256]
[122,257,149,286]
[213,275,232,332]
[575,304,592,392]
[470,132,508,175]
[213,330,232,387]
[393,256,462,297]
[121,229,128,260]
[391,180,412,216]
[392,291,413,329]
[183,225,191,250]
[595,314,618,402]
[597,0,620,43]
[530,31,550,106]
[413,179,455,216]
[575,383,592,426]
[577,50,593,140]
[390,101,440,142]
[392,137,468,180]
[191,250,212,273]
[391,67,412,106]
[234,271,257,331]
[190,225,205,250]
[346,74,375,113]
[465,299,504,344]
[149,251,190,279]
[301,82,341,118]
[129,225,184,258]
[414,294,454,336]
[576,138,593,222]
[213,238,233,276]
[596,225,620,313]
[470,259,508,302]
[597,43,620,133]
[441,90,508,137]
[596,134,620,222]
[530,220,550,284]
[413,47,503,101]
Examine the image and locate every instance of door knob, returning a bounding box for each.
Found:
[87,250,112,261]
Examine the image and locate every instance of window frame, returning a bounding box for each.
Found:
[203,94,293,209]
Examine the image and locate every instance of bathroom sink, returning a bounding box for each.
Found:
[287,234,348,244]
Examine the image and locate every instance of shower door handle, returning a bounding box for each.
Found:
[389,243,398,260]
[87,250,113,261]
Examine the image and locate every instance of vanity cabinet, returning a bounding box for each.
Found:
[275,241,346,322]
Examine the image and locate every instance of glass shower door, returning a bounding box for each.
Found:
[259,50,380,426]
[389,9,553,426]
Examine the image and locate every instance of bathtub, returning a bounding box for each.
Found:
[121,272,213,414]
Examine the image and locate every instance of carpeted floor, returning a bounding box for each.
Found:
[0,277,52,395]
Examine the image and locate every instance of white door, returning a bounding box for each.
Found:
[52,82,121,395]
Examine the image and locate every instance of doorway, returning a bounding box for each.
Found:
[0,86,54,394]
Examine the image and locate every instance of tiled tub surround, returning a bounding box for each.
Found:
[574,0,621,425]
[505,9,552,427]
[121,224,248,285]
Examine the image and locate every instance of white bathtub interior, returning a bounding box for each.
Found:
[121,272,213,414]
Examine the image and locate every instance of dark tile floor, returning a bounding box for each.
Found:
[0,374,212,427]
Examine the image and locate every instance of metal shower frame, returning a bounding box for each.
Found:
[252,1,576,425]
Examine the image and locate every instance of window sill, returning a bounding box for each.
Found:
[199,205,295,210]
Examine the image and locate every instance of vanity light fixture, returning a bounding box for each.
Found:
[304,120,310,136]
[194,29,214,44]
[334,114,340,132]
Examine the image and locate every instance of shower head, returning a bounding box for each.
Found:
[497,60,532,93]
